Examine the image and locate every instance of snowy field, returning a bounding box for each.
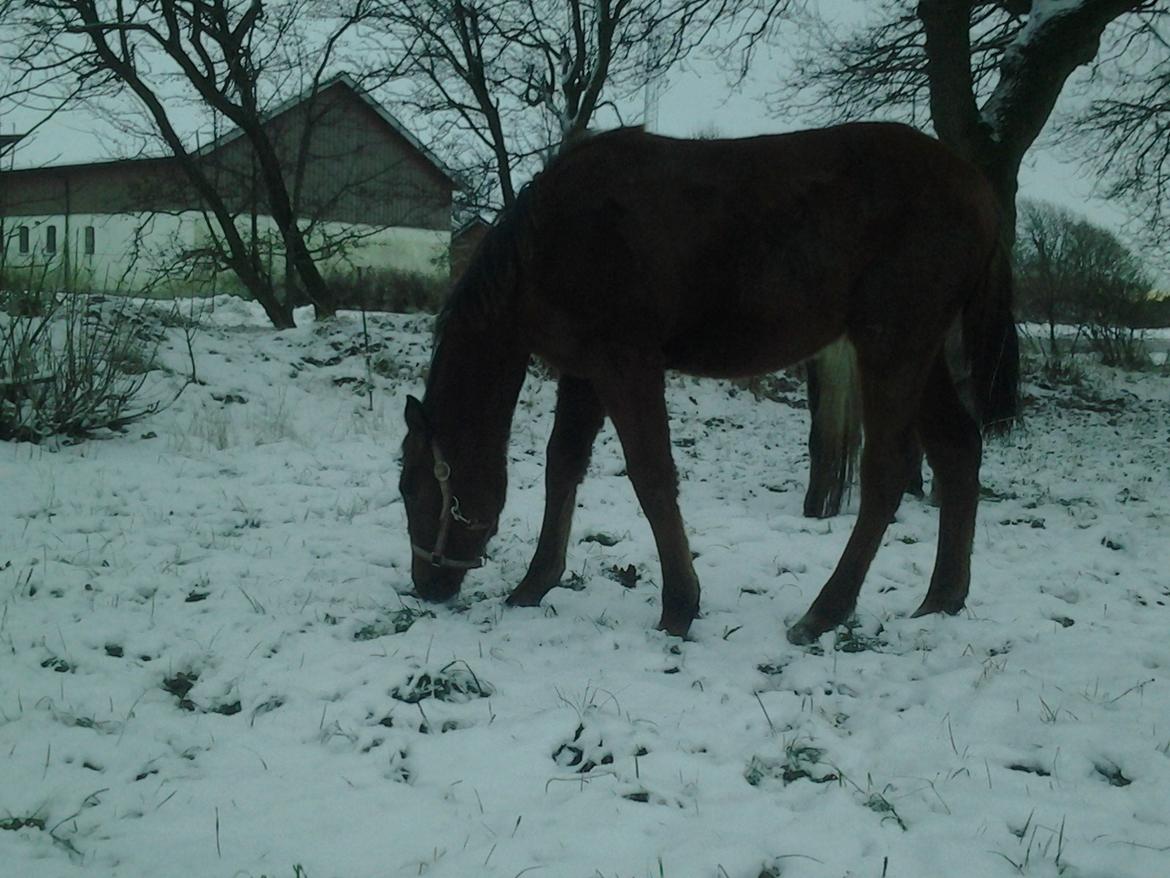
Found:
[2,298,1168,878]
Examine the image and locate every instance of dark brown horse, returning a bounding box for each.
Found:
[400,123,1019,645]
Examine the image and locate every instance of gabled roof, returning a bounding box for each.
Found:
[193,72,458,187]
[4,74,457,187]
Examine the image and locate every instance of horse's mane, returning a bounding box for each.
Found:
[436,129,655,343]
[436,183,538,342]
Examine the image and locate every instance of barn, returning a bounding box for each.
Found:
[0,74,457,299]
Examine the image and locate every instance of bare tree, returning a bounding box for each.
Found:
[374,0,770,211]
[1,0,375,328]
[1067,11,1170,255]
[1017,199,1152,369]
[777,1,1158,236]
[1016,199,1082,366]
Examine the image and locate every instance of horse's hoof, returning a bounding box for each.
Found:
[910,598,965,618]
[786,615,832,646]
[657,611,696,639]
[786,623,817,646]
[505,589,542,608]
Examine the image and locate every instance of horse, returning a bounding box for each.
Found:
[399,122,1019,645]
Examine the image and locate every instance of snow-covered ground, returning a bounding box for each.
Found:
[2,298,1168,878]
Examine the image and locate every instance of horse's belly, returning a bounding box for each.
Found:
[663,315,841,378]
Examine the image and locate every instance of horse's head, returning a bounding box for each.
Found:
[400,395,499,601]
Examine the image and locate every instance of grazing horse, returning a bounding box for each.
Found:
[399,123,1019,645]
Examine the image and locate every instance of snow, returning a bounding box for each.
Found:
[2,297,1169,878]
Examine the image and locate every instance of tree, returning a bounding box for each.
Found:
[374,0,775,212]
[1068,11,1170,257]
[1016,199,1152,369]
[1015,200,1082,364]
[1,0,375,328]
[777,1,1158,237]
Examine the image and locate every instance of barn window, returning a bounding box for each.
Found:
[84,226,95,255]
[45,225,57,253]
[18,226,29,254]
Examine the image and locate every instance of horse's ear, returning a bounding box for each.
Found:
[404,395,428,435]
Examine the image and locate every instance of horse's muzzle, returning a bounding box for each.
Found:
[410,559,467,602]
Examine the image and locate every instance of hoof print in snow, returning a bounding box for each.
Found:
[1094,761,1131,787]
[104,644,124,658]
[41,656,74,673]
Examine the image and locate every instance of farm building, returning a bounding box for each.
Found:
[0,74,457,298]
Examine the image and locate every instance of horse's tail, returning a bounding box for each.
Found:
[962,239,1020,436]
[803,336,863,518]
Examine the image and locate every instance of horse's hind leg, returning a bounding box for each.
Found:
[912,356,982,617]
[507,375,606,608]
[594,366,700,637]
[787,358,924,645]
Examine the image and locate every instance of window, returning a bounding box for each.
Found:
[18,226,29,254]
[84,226,95,255]
[45,225,57,254]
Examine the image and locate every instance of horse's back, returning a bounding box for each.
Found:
[518,124,1000,378]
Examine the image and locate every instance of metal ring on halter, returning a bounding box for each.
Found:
[411,444,494,570]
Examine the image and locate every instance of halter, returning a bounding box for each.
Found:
[410,444,494,570]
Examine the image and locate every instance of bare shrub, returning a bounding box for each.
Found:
[1016,201,1153,372]
[1,293,165,442]
[325,268,447,314]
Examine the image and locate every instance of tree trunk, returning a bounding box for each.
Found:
[917,0,1145,243]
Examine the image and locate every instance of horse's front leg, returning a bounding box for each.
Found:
[595,366,700,637]
[507,375,605,608]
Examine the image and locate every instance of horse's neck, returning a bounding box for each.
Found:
[426,315,528,457]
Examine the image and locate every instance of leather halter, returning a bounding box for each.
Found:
[410,444,494,570]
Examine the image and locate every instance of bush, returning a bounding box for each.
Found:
[1,292,164,442]
[324,268,448,314]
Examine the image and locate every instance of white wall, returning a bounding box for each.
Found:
[1,211,450,296]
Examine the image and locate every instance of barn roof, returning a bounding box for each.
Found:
[2,74,456,186]
[192,73,459,187]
